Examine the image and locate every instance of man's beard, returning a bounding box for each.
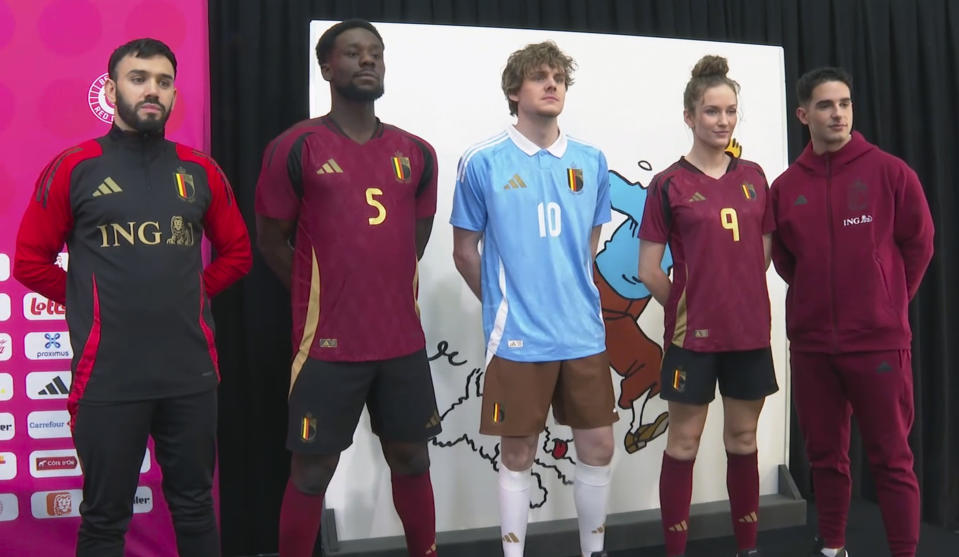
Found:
[334,81,384,102]
[114,91,170,134]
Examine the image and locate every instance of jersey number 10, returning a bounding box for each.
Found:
[537,202,562,238]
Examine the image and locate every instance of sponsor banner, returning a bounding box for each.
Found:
[0,373,12,401]
[0,333,11,361]
[0,452,18,480]
[31,490,83,519]
[0,254,9,281]
[30,449,82,478]
[0,293,10,321]
[23,332,73,361]
[23,293,66,321]
[0,412,14,440]
[26,371,72,400]
[133,487,155,514]
[26,410,71,440]
[0,493,20,522]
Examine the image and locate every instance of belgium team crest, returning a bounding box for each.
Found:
[174,168,196,202]
[392,154,412,183]
[741,183,757,200]
[567,168,584,194]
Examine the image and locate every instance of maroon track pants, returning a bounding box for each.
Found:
[791,350,919,557]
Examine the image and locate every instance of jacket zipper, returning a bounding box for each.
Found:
[825,155,839,351]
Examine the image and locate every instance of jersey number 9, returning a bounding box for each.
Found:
[720,208,740,242]
[366,188,386,225]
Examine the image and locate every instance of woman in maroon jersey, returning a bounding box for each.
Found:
[637,55,778,557]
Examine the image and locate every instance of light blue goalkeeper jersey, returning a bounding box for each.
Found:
[451,126,611,362]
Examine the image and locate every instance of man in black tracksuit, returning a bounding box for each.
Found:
[13,38,251,556]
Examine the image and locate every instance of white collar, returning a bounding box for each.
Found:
[507,125,568,158]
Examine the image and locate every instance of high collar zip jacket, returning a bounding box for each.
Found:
[770,132,934,353]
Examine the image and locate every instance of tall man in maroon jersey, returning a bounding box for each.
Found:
[14,38,251,556]
[255,20,441,557]
[770,67,934,557]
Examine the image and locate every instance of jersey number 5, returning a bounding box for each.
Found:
[720,208,740,242]
[366,188,386,225]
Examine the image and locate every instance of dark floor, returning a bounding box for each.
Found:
[602,497,958,557]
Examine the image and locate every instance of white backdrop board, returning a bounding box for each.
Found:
[308,21,790,542]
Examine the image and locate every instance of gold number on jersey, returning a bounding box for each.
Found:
[720,208,740,242]
[366,188,386,225]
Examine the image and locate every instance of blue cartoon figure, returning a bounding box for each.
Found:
[594,169,673,453]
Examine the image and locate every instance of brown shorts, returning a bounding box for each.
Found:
[479,351,619,436]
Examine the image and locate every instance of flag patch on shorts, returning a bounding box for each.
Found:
[301,413,317,442]
[672,369,687,392]
[492,402,505,423]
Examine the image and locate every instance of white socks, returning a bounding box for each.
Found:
[821,548,848,557]
[574,462,612,557]
[498,466,532,557]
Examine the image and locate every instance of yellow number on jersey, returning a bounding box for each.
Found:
[720,208,740,242]
[366,188,386,225]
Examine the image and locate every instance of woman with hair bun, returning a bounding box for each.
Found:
[637,55,778,557]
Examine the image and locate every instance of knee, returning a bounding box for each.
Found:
[290,454,338,495]
[383,443,431,476]
[577,434,614,466]
[500,438,537,471]
[723,426,758,454]
[667,429,702,460]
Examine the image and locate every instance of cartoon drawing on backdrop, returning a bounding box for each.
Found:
[594,164,673,454]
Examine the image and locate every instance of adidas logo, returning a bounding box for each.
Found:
[315,158,343,174]
[503,174,527,190]
[794,194,808,206]
[425,411,440,429]
[737,511,758,524]
[591,525,605,534]
[318,338,337,348]
[92,177,123,197]
[688,192,706,202]
[503,532,520,543]
[38,376,70,396]
[877,361,893,373]
[668,520,688,532]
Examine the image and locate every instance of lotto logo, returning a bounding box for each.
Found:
[23,294,66,320]
[0,293,10,321]
[0,253,9,281]
[31,490,82,518]
[0,493,20,522]
[0,333,11,361]
[0,452,17,480]
[0,373,12,401]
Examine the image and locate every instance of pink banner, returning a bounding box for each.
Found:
[0,1,210,554]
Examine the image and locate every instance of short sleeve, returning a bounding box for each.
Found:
[450,153,488,232]
[592,152,612,227]
[637,175,671,243]
[254,133,304,221]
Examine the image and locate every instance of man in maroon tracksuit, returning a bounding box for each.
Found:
[770,67,934,557]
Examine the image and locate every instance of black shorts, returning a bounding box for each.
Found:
[286,349,441,454]
[659,344,778,404]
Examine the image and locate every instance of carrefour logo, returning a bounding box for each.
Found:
[27,410,71,439]
[24,331,73,360]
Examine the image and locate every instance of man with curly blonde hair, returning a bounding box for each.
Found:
[452,41,615,557]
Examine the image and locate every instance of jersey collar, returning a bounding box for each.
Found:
[507,125,568,158]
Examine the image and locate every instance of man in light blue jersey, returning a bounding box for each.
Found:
[451,41,615,557]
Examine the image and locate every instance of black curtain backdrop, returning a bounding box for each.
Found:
[209,1,958,555]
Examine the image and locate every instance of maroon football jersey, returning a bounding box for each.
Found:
[255,116,437,363]
[639,157,774,351]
